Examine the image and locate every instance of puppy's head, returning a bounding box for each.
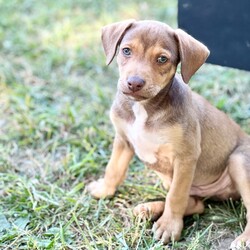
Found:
[102,20,209,101]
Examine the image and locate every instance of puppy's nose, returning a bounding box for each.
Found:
[127,76,145,92]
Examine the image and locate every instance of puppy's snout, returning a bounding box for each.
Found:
[127,76,145,92]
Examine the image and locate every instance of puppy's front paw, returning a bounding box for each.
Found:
[152,214,183,244]
[86,178,116,199]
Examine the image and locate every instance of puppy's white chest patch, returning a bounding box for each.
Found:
[126,103,159,164]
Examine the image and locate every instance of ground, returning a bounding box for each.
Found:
[0,0,250,249]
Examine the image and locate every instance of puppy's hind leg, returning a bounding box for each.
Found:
[133,201,165,221]
[133,197,204,221]
[228,139,250,249]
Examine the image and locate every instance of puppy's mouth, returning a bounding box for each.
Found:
[122,91,148,101]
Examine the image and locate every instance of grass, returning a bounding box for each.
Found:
[0,0,249,249]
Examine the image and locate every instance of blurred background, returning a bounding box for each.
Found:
[0,0,249,249]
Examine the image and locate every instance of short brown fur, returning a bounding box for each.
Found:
[87,20,250,249]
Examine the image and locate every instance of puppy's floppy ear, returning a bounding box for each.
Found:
[174,29,210,83]
[101,19,135,65]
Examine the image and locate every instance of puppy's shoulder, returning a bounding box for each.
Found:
[169,75,192,107]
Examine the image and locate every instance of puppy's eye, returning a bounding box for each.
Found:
[122,48,131,56]
[157,56,168,64]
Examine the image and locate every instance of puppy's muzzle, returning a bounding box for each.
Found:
[127,76,145,92]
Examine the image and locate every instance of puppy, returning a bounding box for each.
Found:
[87,20,250,249]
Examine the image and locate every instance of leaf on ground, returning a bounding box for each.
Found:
[0,214,11,231]
[13,216,30,230]
[44,227,61,236]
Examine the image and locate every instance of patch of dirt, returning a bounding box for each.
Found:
[215,235,235,250]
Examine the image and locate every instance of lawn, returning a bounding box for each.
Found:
[0,0,249,249]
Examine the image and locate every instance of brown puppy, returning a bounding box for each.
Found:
[87,20,250,249]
